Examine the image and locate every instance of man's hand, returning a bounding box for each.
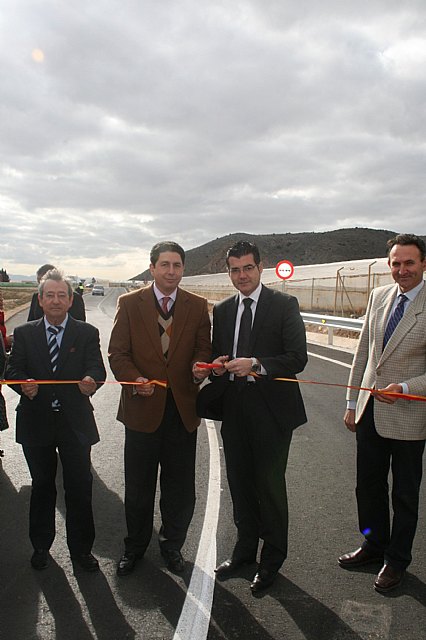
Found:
[78,376,97,396]
[193,356,230,380]
[134,376,155,397]
[344,408,356,432]
[225,357,253,378]
[192,362,211,382]
[372,383,403,404]
[211,356,229,376]
[21,379,38,400]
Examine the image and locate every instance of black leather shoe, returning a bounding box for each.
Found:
[31,549,49,570]
[338,547,384,569]
[374,564,405,593]
[117,552,142,576]
[161,549,185,573]
[71,553,99,572]
[215,555,257,580]
[250,568,278,593]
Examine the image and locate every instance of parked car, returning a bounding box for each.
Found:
[92,285,105,296]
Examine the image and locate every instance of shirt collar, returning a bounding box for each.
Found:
[44,314,69,332]
[153,283,177,303]
[238,282,262,305]
[397,280,424,302]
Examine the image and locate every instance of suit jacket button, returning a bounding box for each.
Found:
[376,370,381,376]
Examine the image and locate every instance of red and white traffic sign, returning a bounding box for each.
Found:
[275,260,294,280]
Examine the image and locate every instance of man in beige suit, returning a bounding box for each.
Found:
[109,241,211,576]
[339,233,426,593]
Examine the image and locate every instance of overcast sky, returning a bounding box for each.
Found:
[1,0,425,280]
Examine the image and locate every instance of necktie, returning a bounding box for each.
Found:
[161,296,171,315]
[383,294,408,348]
[236,298,253,358]
[48,326,63,409]
[48,326,63,372]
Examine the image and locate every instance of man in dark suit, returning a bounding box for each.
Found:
[339,234,426,593]
[195,241,307,593]
[28,263,86,321]
[7,269,105,571]
[108,241,211,576]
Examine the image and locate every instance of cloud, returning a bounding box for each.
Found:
[1,0,425,278]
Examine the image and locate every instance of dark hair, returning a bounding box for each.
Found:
[226,241,261,268]
[36,263,56,281]
[386,234,426,261]
[150,241,185,266]
[39,269,73,298]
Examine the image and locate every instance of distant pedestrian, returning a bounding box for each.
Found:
[28,264,86,321]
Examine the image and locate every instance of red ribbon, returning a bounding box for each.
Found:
[196,363,223,369]
[1,379,168,388]
[1,375,425,402]
[271,376,426,402]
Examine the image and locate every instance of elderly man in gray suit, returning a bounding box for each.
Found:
[339,233,426,593]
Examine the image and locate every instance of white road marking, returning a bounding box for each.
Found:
[308,350,352,369]
[173,419,221,640]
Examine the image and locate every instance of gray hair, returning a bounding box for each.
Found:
[38,269,73,298]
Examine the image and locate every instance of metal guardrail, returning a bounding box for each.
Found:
[302,312,363,346]
[205,297,363,347]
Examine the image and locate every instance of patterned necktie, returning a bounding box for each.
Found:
[48,326,63,409]
[48,326,63,372]
[383,294,408,348]
[158,299,173,357]
[236,298,253,358]
[161,296,171,315]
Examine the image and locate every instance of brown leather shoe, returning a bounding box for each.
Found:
[338,547,384,569]
[374,564,405,593]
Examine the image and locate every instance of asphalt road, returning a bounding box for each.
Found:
[0,290,425,640]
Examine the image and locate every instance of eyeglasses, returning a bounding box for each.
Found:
[229,264,257,275]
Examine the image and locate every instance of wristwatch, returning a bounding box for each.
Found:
[251,357,261,373]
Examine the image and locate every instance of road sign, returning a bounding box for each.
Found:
[275,260,294,280]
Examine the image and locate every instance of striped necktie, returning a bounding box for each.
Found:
[48,326,63,409]
[383,294,408,348]
[48,325,63,372]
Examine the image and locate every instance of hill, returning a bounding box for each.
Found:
[131,228,423,280]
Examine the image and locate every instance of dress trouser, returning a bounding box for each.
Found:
[124,390,197,555]
[23,411,94,555]
[221,382,293,571]
[356,398,425,570]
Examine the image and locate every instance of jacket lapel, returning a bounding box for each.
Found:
[167,288,189,361]
[375,286,397,363]
[226,295,239,355]
[249,285,272,350]
[33,320,52,374]
[55,316,78,373]
[138,286,164,361]
[380,284,426,361]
